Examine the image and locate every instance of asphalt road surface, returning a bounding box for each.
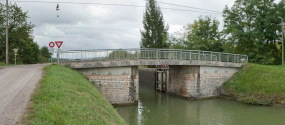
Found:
[0,64,49,125]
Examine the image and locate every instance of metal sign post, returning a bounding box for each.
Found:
[49,41,63,65]
[49,48,54,64]
[56,49,61,65]
[13,48,18,65]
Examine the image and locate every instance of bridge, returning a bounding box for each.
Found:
[59,49,247,105]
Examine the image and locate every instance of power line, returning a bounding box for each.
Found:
[7,0,222,15]
[155,1,223,14]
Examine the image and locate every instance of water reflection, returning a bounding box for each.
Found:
[115,87,285,125]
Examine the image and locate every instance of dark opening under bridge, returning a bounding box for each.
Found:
[59,49,247,104]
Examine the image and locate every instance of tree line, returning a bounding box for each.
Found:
[0,3,50,64]
[141,0,285,65]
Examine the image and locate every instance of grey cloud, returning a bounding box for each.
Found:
[15,0,235,50]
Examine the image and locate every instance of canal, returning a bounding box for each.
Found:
[115,87,285,125]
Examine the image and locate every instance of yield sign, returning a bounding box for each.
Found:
[55,41,63,49]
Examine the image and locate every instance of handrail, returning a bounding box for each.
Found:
[59,48,248,63]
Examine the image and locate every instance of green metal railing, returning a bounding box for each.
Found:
[59,48,248,63]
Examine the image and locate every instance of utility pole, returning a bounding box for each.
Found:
[6,0,9,65]
[281,18,284,66]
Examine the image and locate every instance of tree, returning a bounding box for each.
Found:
[223,0,282,64]
[22,42,40,64]
[41,46,50,59]
[0,3,39,64]
[140,0,169,49]
[169,16,223,52]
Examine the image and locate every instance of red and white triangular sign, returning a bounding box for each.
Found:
[55,41,63,49]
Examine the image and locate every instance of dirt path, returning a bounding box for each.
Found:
[0,64,49,125]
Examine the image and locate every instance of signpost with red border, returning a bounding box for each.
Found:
[55,41,63,49]
[49,42,55,48]
[48,41,63,65]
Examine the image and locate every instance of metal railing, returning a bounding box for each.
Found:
[59,48,248,63]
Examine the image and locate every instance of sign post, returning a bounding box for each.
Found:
[13,48,18,65]
[49,48,54,63]
[49,42,55,64]
[55,41,63,65]
[48,41,63,65]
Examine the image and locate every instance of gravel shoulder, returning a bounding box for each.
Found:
[0,64,49,125]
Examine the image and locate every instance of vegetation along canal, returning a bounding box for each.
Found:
[115,87,285,125]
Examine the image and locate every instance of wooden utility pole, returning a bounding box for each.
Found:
[6,0,9,65]
[281,18,284,66]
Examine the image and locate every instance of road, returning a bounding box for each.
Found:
[0,64,49,125]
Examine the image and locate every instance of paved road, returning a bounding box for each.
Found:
[0,64,49,125]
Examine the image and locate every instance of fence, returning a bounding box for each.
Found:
[59,49,248,63]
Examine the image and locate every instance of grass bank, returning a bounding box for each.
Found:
[222,63,285,105]
[0,62,10,66]
[22,64,126,125]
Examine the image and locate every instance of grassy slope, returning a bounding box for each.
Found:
[223,63,285,105]
[23,65,126,125]
[0,62,10,66]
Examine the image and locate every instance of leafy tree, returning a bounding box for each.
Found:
[22,42,40,64]
[41,46,51,58]
[169,16,223,52]
[223,0,282,64]
[0,3,39,64]
[140,0,169,48]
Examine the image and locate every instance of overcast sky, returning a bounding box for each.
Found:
[7,0,236,50]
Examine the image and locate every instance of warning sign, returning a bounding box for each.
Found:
[55,41,63,49]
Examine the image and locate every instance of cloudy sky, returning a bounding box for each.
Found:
[7,0,236,50]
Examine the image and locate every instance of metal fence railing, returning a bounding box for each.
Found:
[59,48,248,63]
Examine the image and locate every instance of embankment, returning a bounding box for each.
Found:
[222,63,285,105]
[22,64,126,125]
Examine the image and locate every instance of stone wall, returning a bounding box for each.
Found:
[199,66,238,97]
[77,66,139,104]
[168,65,239,98]
[139,68,156,89]
[168,65,200,97]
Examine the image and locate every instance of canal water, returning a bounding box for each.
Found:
[115,87,285,125]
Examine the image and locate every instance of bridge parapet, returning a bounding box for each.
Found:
[59,49,248,64]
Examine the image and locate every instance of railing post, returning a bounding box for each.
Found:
[237,55,239,63]
[198,51,200,60]
[148,50,149,59]
[81,51,82,61]
[190,51,192,60]
[203,51,205,61]
[156,49,159,59]
[219,53,221,62]
[137,50,139,59]
[180,50,182,60]
[211,52,213,61]
[227,54,229,62]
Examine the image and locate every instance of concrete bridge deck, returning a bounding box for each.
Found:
[62,59,243,68]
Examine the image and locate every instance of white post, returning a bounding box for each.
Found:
[51,53,52,64]
[13,48,18,65]
[57,53,59,65]
[6,0,9,65]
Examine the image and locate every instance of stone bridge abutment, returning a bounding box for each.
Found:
[77,66,139,104]
[60,49,246,104]
[63,60,242,104]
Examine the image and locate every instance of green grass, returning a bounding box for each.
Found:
[0,62,9,66]
[223,63,285,105]
[0,62,19,66]
[23,64,126,125]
